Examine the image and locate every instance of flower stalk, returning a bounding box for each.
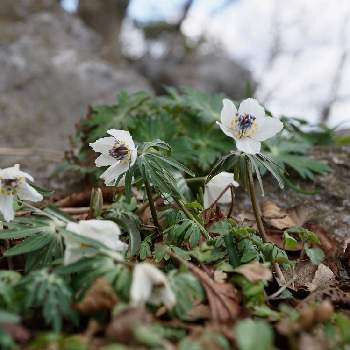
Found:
[247,161,286,284]
[143,176,161,235]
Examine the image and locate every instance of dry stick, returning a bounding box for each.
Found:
[247,164,286,284]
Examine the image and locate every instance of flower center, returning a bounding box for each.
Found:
[109,141,131,162]
[0,178,20,195]
[231,113,257,139]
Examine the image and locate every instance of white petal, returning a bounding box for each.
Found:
[107,129,132,141]
[95,154,117,167]
[0,164,34,182]
[129,147,137,167]
[238,98,265,119]
[254,117,284,141]
[17,182,43,202]
[89,137,115,154]
[64,220,127,265]
[216,121,236,140]
[78,219,127,251]
[130,270,153,306]
[100,163,128,186]
[221,99,237,128]
[236,138,261,154]
[0,194,15,222]
[160,284,176,309]
[130,263,175,309]
[204,172,239,209]
[63,246,82,265]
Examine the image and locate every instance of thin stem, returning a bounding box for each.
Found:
[1,222,13,270]
[227,185,235,218]
[143,176,161,235]
[173,198,210,240]
[208,184,231,210]
[185,176,207,184]
[247,165,268,242]
[247,162,286,284]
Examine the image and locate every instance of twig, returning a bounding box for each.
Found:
[60,205,112,215]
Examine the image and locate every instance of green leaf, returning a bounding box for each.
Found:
[4,234,54,256]
[305,246,325,265]
[283,231,298,250]
[223,234,240,268]
[234,319,274,350]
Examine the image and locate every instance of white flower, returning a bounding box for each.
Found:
[64,219,128,265]
[0,164,43,222]
[130,263,176,310]
[217,98,283,154]
[203,172,239,209]
[90,129,137,186]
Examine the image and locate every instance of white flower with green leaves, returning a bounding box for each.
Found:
[0,164,43,222]
[130,263,176,310]
[64,219,128,265]
[90,129,137,186]
[204,172,239,209]
[217,98,283,154]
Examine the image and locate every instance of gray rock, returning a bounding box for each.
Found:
[138,51,256,99]
[0,9,150,185]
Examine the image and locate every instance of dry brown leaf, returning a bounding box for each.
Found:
[186,303,211,321]
[234,261,272,283]
[75,277,118,315]
[213,270,227,284]
[0,322,30,344]
[298,333,328,350]
[262,201,313,230]
[306,264,336,292]
[170,254,240,322]
[106,307,152,342]
[283,260,318,291]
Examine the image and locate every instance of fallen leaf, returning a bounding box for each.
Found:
[0,322,30,344]
[282,260,318,291]
[306,264,335,292]
[213,270,227,284]
[298,333,328,350]
[170,253,240,322]
[75,278,118,315]
[186,303,211,321]
[262,201,313,230]
[106,307,152,343]
[234,261,272,283]
[203,206,225,227]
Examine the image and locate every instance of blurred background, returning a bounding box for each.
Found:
[0,0,349,179]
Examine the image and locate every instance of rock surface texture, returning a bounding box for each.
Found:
[231,146,350,242]
[0,8,150,182]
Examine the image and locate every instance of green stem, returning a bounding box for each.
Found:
[143,176,161,235]
[185,176,207,184]
[247,165,268,242]
[173,198,210,240]
[247,161,286,284]
[0,222,13,270]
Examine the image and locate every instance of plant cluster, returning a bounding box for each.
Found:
[0,89,348,350]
